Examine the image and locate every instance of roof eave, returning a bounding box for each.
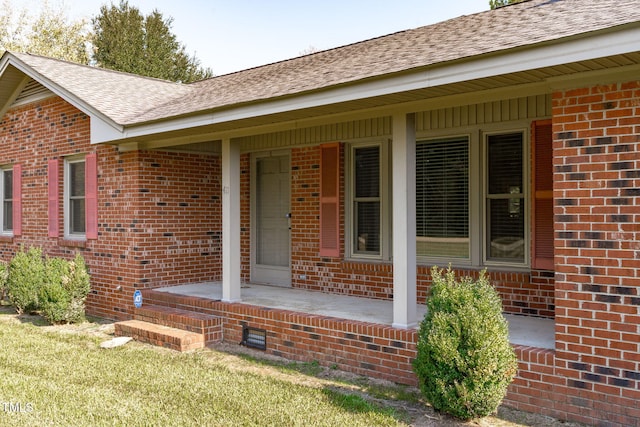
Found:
[0,53,125,143]
[108,23,640,144]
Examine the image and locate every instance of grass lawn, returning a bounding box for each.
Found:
[0,311,408,426]
[0,305,583,427]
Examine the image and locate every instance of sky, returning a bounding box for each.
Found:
[14,0,491,75]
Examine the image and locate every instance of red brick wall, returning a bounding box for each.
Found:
[93,148,222,319]
[145,288,419,385]
[0,97,222,319]
[127,150,222,287]
[240,153,251,283]
[551,80,640,425]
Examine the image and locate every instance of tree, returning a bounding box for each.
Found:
[490,0,525,9]
[0,0,28,54]
[0,0,90,63]
[91,1,212,83]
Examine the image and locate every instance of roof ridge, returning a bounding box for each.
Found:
[11,51,185,87]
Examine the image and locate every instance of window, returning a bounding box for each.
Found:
[56,154,97,240]
[65,158,86,237]
[414,129,528,268]
[1,168,13,234]
[353,146,380,255]
[416,137,469,259]
[486,132,525,263]
[347,141,388,259]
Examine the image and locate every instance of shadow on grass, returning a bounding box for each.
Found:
[321,386,407,419]
[1,299,114,333]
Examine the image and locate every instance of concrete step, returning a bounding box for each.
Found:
[114,319,205,352]
[133,304,222,343]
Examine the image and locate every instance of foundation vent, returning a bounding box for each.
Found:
[241,326,267,350]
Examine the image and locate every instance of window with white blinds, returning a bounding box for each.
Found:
[416,137,469,258]
[353,145,381,255]
[486,133,525,262]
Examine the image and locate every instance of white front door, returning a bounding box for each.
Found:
[251,152,291,286]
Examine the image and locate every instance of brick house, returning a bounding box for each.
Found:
[0,0,639,424]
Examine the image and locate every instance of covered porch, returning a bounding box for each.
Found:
[153,282,554,350]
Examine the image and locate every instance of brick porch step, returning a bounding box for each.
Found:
[133,304,222,343]
[114,320,205,352]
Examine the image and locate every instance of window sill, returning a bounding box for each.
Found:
[60,239,87,248]
[0,235,13,243]
[343,255,390,264]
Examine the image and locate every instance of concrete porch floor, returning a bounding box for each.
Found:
[154,282,555,349]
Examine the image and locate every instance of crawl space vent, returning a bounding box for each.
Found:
[241,326,267,350]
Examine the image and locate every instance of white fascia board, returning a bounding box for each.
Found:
[2,55,124,142]
[114,26,640,143]
[91,118,125,145]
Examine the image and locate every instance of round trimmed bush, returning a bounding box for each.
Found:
[413,266,518,420]
[40,253,90,324]
[7,247,46,314]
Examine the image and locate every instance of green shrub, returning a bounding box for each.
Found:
[39,253,91,324]
[413,266,518,420]
[7,247,46,314]
[0,260,8,301]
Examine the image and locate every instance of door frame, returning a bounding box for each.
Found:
[250,150,291,286]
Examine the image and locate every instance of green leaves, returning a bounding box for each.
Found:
[413,266,518,420]
[0,2,90,63]
[6,247,90,324]
[489,0,525,10]
[39,253,91,324]
[7,246,46,314]
[91,0,213,82]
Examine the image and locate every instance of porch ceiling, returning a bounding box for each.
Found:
[153,282,555,350]
[122,53,640,152]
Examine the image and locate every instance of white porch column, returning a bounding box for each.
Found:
[392,113,417,329]
[222,138,241,302]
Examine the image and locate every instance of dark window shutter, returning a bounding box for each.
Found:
[319,143,340,257]
[532,120,554,270]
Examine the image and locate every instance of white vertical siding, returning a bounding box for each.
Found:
[239,117,393,151]
[416,94,551,131]
[239,94,551,150]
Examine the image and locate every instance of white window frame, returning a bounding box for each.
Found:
[0,166,13,236]
[415,134,472,265]
[64,156,86,240]
[414,123,530,270]
[482,127,530,268]
[345,139,390,261]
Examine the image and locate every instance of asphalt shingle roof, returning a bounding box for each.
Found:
[10,0,640,127]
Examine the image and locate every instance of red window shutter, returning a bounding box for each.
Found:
[319,143,340,257]
[85,153,98,239]
[532,120,554,270]
[48,159,59,237]
[12,164,22,236]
